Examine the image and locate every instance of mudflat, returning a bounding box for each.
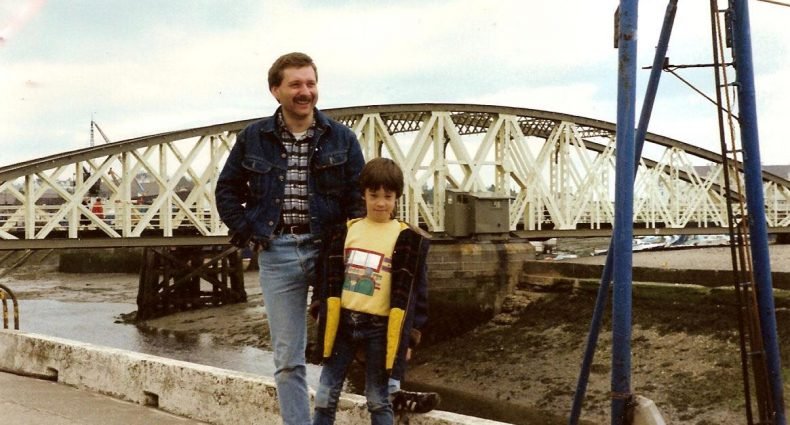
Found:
[4,243,790,424]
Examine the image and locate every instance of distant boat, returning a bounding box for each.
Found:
[632,235,673,251]
[593,234,730,255]
[676,234,731,247]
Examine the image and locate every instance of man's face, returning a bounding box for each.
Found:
[270,66,318,122]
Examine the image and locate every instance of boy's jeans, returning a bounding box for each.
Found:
[313,311,394,425]
[258,233,318,425]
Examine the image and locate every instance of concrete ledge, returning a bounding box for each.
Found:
[0,330,510,425]
[523,259,790,289]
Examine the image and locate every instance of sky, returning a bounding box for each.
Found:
[1,0,789,168]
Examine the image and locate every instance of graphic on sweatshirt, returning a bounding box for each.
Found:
[343,248,391,296]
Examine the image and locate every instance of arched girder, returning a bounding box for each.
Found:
[3,104,787,186]
[1,104,788,242]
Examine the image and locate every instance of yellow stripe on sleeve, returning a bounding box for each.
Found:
[323,297,341,358]
[386,308,405,370]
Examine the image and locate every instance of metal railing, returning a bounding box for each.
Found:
[0,283,19,330]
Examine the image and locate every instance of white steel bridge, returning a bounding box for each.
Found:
[1,103,789,249]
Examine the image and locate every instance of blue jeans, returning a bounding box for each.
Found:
[313,311,393,425]
[258,233,318,425]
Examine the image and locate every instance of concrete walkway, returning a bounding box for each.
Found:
[0,370,207,425]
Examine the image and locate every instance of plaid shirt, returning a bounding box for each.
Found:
[277,112,315,226]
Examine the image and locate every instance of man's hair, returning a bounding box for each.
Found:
[359,158,404,198]
[268,52,318,89]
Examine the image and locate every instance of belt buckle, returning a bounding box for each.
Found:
[276,224,300,235]
[276,223,307,235]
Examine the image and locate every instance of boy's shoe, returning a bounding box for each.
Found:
[391,390,441,414]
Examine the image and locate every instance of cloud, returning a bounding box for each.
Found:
[462,82,611,118]
[1,0,789,169]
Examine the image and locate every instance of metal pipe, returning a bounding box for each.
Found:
[568,2,676,423]
[0,283,19,330]
[730,1,787,423]
[611,0,638,423]
[568,245,615,425]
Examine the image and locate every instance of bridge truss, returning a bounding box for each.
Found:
[1,104,789,245]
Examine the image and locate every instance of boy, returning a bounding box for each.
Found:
[311,158,436,425]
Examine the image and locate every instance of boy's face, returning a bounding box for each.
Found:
[364,187,397,223]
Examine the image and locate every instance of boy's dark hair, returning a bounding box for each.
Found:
[268,52,318,89]
[359,158,404,198]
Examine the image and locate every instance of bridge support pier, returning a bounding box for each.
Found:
[136,245,246,320]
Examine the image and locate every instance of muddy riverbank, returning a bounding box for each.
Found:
[4,242,790,424]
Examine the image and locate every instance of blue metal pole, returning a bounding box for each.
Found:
[568,2,677,424]
[730,1,786,423]
[611,1,638,423]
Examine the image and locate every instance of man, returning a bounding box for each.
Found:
[215,52,365,425]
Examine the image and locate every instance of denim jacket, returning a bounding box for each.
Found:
[215,107,365,241]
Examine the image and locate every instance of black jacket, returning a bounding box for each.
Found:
[314,219,429,379]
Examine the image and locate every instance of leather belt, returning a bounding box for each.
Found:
[274,223,311,235]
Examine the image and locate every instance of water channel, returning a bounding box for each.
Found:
[4,267,587,425]
[18,299,318,380]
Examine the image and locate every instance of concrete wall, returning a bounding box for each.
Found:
[0,330,510,425]
[522,259,790,290]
